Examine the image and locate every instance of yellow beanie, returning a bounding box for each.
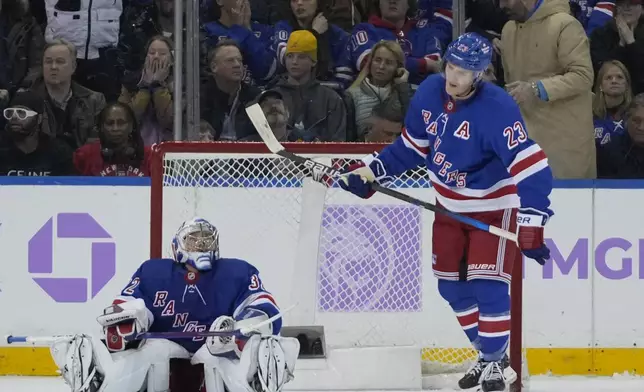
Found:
[286,30,318,62]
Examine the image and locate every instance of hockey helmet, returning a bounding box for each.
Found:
[443,32,493,74]
[172,217,220,271]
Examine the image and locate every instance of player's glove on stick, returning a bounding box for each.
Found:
[338,155,390,199]
[96,298,150,352]
[516,209,550,265]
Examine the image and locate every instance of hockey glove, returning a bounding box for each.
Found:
[516,210,550,265]
[96,298,150,352]
[206,316,242,357]
[338,155,390,199]
[207,309,274,357]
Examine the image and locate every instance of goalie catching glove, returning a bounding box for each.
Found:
[338,154,391,199]
[96,298,151,352]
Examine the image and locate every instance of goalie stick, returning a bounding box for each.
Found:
[6,303,296,345]
[244,103,518,243]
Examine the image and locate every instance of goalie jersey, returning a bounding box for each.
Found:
[375,74,553,216]
[114,258,281,353]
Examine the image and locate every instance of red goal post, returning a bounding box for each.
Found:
[149,141,525,391]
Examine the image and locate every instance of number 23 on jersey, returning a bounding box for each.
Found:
[503,121,528,149]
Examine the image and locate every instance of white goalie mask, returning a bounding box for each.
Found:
[172,218,220,271]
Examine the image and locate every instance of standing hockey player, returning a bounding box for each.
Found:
[339,32,553,392]
[49,218,299,392]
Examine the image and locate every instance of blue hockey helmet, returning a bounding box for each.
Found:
[443,32,493,74]
[172,217,220,271]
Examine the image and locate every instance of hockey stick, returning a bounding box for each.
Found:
[245,103,518,243]
[6,303,296,345]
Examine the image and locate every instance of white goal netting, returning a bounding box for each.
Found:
[155,144,525,386]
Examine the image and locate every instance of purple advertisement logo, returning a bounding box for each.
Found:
[537,238,644,280]
[28,213,116,303]
[317,205,422,312]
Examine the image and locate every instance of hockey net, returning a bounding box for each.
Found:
[150,142,526,391]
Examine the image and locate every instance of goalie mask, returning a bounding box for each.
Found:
[172,218,220,271]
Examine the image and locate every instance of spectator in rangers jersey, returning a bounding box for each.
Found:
[73,102,151,177]
[592,60,632,147]
[349,0,445,86]
[590,0,644,94]
[32,39,106,150]
[597,93,644,177]
[501,0,596,179]
[272,0,354,90]
[0,90,75,176]
[414,0,453,44]
[201,0,277,86]
[272,30,347,141]
[200,40,262,141]
[569,0,616,34]
[345,40,412,142]
[118,36,175,146]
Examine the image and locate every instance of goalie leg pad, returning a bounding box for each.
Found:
[471,279,511,362]
[106,339,190,392]
[50,334,112,392]
[193,335,299,392]
[102,338,190,392]
[254,335,299,392]
[438,279,480,350]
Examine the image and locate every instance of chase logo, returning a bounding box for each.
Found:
[28,213,116,303]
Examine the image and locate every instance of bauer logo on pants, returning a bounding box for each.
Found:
[317,205,422,311]
[28,213,116,303]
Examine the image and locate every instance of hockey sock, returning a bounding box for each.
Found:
[437,280,480,350]
[471,279,511,362]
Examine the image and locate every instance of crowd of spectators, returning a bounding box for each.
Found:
[0,0,643,178]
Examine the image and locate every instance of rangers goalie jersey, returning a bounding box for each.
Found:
[114,257,281,353]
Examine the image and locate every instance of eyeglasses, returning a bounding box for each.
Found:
[3,108,38,121]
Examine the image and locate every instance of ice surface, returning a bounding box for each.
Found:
[1,375,643,391]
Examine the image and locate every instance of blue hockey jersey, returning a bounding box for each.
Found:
[273,21,353,89]
[202,21,277,85]
[570,0,614,35]
[349,16,443,86]
[414,0,453,46]
[114,258,281,354]
[594,114,626,147]
[375,74,553,215]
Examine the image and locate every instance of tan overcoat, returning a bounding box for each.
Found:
[502,0,596,178]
